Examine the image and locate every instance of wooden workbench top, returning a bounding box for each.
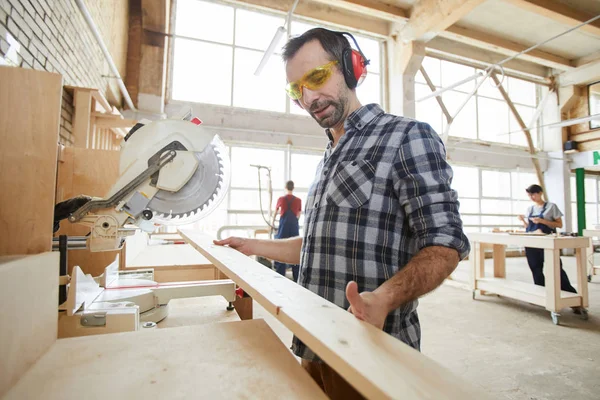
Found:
[468,232,590,249]
[5,319,326,400]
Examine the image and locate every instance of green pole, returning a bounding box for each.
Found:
[575,168,586,236]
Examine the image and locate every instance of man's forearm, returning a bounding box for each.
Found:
[373,246,459,312]
[254,236,303,264]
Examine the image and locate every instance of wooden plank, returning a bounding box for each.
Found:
[180,230,489,400]
[128,244,213,268]
[156,297,240,328]
[492,244,506,278]
[575,247,589,308]
[73,89,93,148]
[571,130,600,143]
[0,253,59,397]
[5,319,327,400]
[544,249,561,312]
[559,58,600,86]
[476,277,580,308]
[95,117,138,129]
[0,67,62,255]
[503,0,600,38]
[309,0,406,21]
[440,25,573,70]
[468,233,590,250]
[400,0,487,41]
[55,147,122,277]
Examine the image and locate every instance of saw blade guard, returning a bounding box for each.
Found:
[150,134,230,226]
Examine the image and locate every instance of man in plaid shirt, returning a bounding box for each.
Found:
[215,28,470,398]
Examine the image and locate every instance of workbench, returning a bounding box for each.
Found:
[582,229,600,281]
[468,232,590,325]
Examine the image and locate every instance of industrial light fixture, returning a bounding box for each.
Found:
[254,0,300,76]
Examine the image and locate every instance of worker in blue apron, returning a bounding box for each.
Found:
[519,185,577,296]
[274,181,301,281]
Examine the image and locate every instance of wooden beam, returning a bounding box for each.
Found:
[228,0,389,37]
[503,0,600,37]
[571,130,600,143]
[309,0,406,21]
[95,118,138,129]
[441,25,573,71]
[401,0,487,42]
[397,40,425,76]
[179,230,490,400]
[558,58,600,87]
[426,37,550,81]
[491,73,548,200]
[578,140,600,152]
[419,65,453,123]
[73,89,93,148]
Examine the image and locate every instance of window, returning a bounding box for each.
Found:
[415,56,541,147]
[570,175,600,228]
[172,1,383,113]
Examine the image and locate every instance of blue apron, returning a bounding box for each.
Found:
[526,203,555,234]
[275,196,299,239]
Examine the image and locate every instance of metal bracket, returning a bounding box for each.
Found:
[81,312,107,327]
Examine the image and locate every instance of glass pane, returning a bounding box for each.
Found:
[441,60,475,92]
[230,147,285,188]
[171,39,232,105]
[229,190,262,210]
[509,105,537,147]
[476,71,504,99]
[357,72,381,105]
[459,198,480,213]
[451,165,479,198]
[355,36,380,74]
[481,216,516,226]
[570,176,577,203]
[585,178,597,203]
[512,200,531,216]
[291,20,319,36]
[415,83,443,135]
[478,97,509,143]
[461,215,480,226]
[235,9,285,51]
[586,203,598,226]
[481,170,511,198]
[179,199,228,236]
[233,48,286,112]
[511,172,537,200]
[508,77,537,106]
[418,57,441,86]
[291,153,323,188]
[481,199,513,214]
[443,90,477,139]
[175,0,234,44]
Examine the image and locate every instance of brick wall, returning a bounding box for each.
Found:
[0,0,128,145]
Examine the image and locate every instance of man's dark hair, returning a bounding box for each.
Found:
[286,180,295,191]
[526,184,543,194]
[282,28,349,64]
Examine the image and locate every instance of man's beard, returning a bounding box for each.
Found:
[308,94,348,129]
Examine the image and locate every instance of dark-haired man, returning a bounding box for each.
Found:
[216,28,469,397]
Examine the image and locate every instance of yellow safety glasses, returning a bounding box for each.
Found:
[285,61,339,100]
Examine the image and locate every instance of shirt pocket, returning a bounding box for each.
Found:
[326,160,376,208]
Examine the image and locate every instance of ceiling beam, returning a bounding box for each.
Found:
[225,0,389,37]
[400,0,487,42]
[572,50,600,68]
[503,0,600,37]
[308,0,406,22]
[426,36,550,81]
[558,58,600,86]
[440,25,573,71]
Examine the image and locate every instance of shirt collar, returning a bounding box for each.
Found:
[324,103,384,143]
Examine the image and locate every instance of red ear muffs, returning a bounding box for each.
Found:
[337,31,369,89]
[350,49,367,86]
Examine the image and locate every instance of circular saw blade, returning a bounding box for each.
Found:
[147,143,224,222]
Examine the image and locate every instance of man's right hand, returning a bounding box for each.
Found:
[213,237,255,256]
[518,215,525,222]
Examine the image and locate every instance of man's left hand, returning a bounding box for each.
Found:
[345,281,389,329]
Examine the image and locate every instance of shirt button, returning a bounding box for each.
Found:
[351,161,357,166]
[314,201,319,208]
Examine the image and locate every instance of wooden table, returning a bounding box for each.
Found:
[5,319,327,400]
[582,229,600,281]
[468,232,590,325]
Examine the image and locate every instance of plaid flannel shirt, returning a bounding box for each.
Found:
[292,104,470,361]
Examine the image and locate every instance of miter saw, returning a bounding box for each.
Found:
[54,110,239,336]
[55,109,230,252]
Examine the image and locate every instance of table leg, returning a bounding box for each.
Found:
[587,237,595,278]
[576,247,589,308]
[544,249,561,312]
[493,244,506,278]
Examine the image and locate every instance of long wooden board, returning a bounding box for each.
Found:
[5,319,326,400]
[0,253,59,397]
[180,230,489,400]
[468,232,590,250]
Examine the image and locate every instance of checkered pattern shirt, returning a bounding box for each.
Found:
[292,104,470,361]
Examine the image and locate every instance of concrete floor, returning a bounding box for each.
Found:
[255,255,600,400]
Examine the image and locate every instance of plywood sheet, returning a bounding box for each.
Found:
[157,297,240,328]
[0,67,62,255]
[5,319,327,400]
[180,230,489,400]
[0,252,59,397]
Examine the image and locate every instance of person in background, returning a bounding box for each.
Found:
[518,184,581,308]
[272,180,302,281]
